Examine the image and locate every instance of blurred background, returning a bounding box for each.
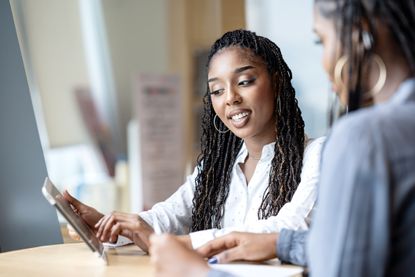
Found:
[10,0,329,216]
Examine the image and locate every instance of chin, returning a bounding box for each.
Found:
[231,129,256,140]
[230,129,248,139]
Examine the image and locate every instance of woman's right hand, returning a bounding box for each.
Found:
[94,212,153,252]
[150,234,209,277]
[62,190,104,233]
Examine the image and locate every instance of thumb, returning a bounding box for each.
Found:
[211,247,243,264]
[63,190,82,207]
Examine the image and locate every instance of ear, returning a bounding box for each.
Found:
[351,19,373,51]
[360,19,373,49]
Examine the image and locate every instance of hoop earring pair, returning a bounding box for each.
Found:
[213,114,229,133]
[334,54,386,97]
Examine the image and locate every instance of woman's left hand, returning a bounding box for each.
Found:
[197,231,278,263]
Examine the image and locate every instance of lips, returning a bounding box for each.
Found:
[227,109,251,128]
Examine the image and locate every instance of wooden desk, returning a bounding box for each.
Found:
[0,243,153,276]
[0,243,303,277]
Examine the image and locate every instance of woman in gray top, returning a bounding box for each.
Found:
[150,0,415,276]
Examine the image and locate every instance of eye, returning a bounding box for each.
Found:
[238,78,256,86]
[314,36,323,45]
[209,88,225,96]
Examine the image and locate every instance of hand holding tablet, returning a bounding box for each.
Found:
[42,178,107,263]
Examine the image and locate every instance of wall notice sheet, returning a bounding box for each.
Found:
[135,74,184,209]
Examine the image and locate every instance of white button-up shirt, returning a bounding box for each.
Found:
[140,136,325,248]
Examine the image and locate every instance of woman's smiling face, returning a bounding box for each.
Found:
[208,47,276,142]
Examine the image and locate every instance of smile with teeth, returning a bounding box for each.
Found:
[231,112,249,122]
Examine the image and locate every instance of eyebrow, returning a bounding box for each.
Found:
[207,65,255,83]
[235,65,255,73]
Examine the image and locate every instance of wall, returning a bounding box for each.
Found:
[246,0,329,138]
[168,0,246,168]
[14,0,90,148]
[102,0,169,154]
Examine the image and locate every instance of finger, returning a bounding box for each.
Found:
[99,212,137,239]
[96,214,113,239]
[109,222,123,243]
[95,215,107,237]
[148,234,158,256]
[101,213,139,241]
[197,241,227,257]
[149,233,170,245]
[95,215,106,229]
[108,221,140,243]
[213,247,244,264]
[95,212,114,230]
[149,234,174,253]
[149,249,158,264]
[107,212,134,222]
[197,235,238,257]
[150,245,170,277]
[63,190,82,207]
[149,237,163,268]
[96,212,133,229]
[99,215,117,241]
[120,221,153,251]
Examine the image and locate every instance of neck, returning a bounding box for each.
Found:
[371,23,412,104]
[244,133,276,161]
[373,55,411,104]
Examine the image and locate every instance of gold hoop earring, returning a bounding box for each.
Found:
[213,114,229,134]
[334,55,348,93]
[368,55,387,96]
[333,54,386,97]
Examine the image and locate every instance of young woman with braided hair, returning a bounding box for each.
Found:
[150,0,415,276]
[191,30,322,233]
[64,30,324,251]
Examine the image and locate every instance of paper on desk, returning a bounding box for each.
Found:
[210,263,303,277]
[103,235,133,248]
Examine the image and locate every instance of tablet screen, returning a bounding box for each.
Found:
[42,178,104,257]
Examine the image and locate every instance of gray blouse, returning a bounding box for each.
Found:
[209,78,415,277]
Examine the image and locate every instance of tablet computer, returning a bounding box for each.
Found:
[42,178,107,263]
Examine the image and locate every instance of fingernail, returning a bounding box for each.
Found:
[208,257,218,264]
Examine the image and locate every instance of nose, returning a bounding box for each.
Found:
[225,86,242,106]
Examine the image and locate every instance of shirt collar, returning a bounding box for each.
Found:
[236,141,276,163]
[391,78,415,104]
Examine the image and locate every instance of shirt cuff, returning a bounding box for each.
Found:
[189,229,217,249]
[138,211,152,226]
[277,229,308,266]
